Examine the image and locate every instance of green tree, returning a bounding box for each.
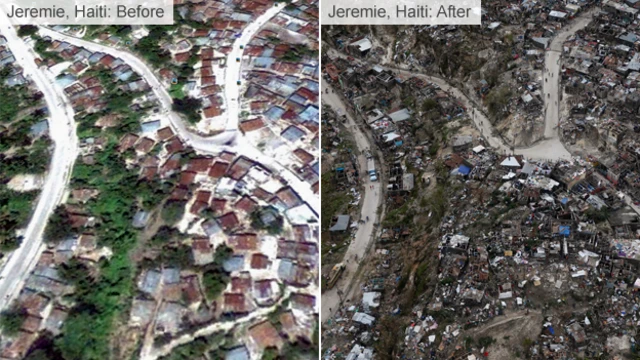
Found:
[0,306,27,336]
[172,97,202,124]
[17,25,38,37]
[162,200,186,225]
[44,205,74,243]
[262,347,279,360]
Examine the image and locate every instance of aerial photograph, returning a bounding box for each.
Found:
[321,1,640,359]
[0,0,319,359]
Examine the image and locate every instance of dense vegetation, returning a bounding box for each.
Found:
[0,66,40,126]
[0,187,38,251]
[44,62,173,355]
[44,205,75,243]
[32,36,63,63]
[161,200,186,225]
[0,306,27,336]
[0,137,52,181]
[280,44,316,62]
[17,25,38,38]
[201,245,233,300]
[172,96,202,124]
[50,136,151,359]
[0,67,49,253]
[132,23,203,123]
[134,27,173,68]
[48,83,168,356]
[158,332,229,360]
[87,68,145,137]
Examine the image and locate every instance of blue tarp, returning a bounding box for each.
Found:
[459,165,471,175]
[557,225,570,236]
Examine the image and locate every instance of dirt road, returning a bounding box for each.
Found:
[321,82,382,322]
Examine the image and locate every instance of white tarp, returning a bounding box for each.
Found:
[352,312,375,325]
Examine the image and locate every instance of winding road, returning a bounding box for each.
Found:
[320,81,382,322]
[0,0,317,331]
[39,3,318,215]
[0,11,79,309]
[320,9,598,325]
[331,10,595,162]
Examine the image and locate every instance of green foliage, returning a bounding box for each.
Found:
[162,200,186,225]
[17,25,38,37]
[172,96,202,124]
[158,332,227,360]
[44,205,74,243]
[149,225,182,246]
[415,262,432,295]
[0,306,27,336]
[202,246,233,300]
[0,138,52,180]
[0,186,37,251]
[262,347,279,360]
[422,185,448,225]
[24,349,54,360]
[54,140,146,359]
[187,46,201,67]
[58,258,93,294]
[279,44,316,62]
[32,36,63,62]
[84,25,133,39]
[158,244,193,268]
[382,203,414,228]
[134,28,172,67]
[428,140,440,156]
[169,83,185,99]
[202,269,229,300]
[0,81,30,125]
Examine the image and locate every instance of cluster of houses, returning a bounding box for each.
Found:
[0,2,320,357]
[239,2,320,196]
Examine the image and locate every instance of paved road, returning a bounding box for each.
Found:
[222,4,284,131]
[39,4,282,141]
[320,81,382,322]
[40,4,319,215]
[0,13,78,309]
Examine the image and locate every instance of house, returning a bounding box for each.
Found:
[223,293,250,314]
[499,155,524,169]
[248,320,284,351]
[192,238,214,265]
[225,346,250,360]
[329,215,350,232]
[209,161,230,178]
[217,212,240,232]
[348,37,373,57]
